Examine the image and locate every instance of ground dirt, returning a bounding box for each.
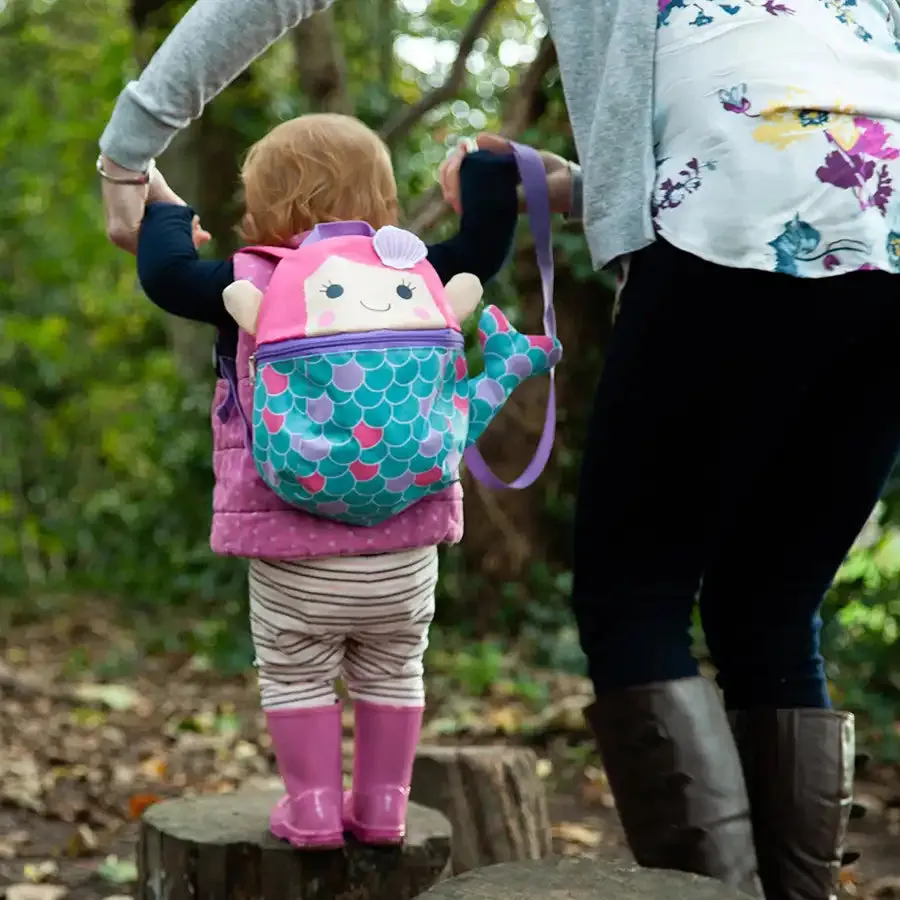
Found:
[1,602,897,900]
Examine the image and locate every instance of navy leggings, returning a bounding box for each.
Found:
[572,239,900,709]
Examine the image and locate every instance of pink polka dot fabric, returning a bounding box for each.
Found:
[239,255,274,292]
[209,253,464,560]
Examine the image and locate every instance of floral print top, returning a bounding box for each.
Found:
[654,0,900,277]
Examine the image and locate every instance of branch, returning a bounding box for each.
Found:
[405,36,558,235]
[464,473,531,573]
[129,0,173,32]
[380,0,504,148]
[499,36,557,137]
[292,8,351,114]
[0,0,29,39]
[377,0,395,88]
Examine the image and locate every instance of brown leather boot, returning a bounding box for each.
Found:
[585,676,760,895]
[728,709,855,900]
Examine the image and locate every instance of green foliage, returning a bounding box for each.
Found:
[426,629,550,705]
[822,503,900,758]
[0,0,246,608]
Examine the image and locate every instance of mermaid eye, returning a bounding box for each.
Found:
[396,281,414,300]
[322,282,344,299]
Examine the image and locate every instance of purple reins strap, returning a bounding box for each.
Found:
[463,141,558,490]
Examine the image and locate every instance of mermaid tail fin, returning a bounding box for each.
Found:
[466,305,562,447]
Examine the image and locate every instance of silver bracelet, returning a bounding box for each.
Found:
[96,155,156,185]
[566,159,584,222]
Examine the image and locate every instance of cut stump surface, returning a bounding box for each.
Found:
[137,789,451,900]
[417,857,752,900]
[410,744,552,875]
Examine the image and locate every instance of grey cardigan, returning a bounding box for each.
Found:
[100,0,657,269]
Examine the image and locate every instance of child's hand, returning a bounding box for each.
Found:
[192,215,212,249]
[440,133,577,216]
[438,139,476,215]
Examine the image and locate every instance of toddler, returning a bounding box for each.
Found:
[137,114,522,848]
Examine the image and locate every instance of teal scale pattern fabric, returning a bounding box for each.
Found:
[252,308,561,527]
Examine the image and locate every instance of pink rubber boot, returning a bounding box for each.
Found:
[267,703,344,849]
[344,702,424,845]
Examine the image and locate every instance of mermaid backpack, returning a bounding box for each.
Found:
[220,144,561,527]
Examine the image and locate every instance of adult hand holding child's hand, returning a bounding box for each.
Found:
[147,166,187,207]
[100,155,150,255]
[100,156,202,253]
[146,168,211,247]
[438,133,576,216]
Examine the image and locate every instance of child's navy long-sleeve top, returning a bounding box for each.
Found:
[137,150,520,359]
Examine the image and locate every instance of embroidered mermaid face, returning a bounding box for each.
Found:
[223,227,484,341]
[303,254,444,335]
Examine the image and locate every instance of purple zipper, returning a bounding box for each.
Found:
[253,328,464,367]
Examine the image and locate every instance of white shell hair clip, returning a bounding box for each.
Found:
[372,225,428,270]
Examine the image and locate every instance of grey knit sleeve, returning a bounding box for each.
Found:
[100,0,335,171]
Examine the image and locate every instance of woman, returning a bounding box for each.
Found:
[452,5,898,895]
[99,1,893,897]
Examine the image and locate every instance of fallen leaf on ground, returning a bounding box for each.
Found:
[854,793,885,819]
[69,708,108,729]
[552,822,603,847]
[97,856,138,885]
[22,862,59,883]
[0,830,29,859]
[65,825,98,857]
[137,756,167,780]
[0,753,45,814]
[421,716,466,737]
[487,706,523,734]
[581,765,614,808]
[215,711,241,737]
[128,793,163,819]
[534,696,592,733]
[233,740,258,761]
[5,884,68,900]
[72,683,140,712]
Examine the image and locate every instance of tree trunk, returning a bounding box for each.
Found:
[418,858,751,900]
[410,745,552,875]
[292,9,351,114]
[138,790,452,900]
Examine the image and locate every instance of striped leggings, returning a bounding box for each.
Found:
[248,546,438,710]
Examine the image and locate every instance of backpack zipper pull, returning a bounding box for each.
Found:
[248,353,256,378]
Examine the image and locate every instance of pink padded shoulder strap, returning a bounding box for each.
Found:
[232,250,279,292]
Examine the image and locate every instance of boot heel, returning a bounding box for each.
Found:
[266,704,345,850]
[729,708,855,900]
[343,789,406,844]
[344,702,423,845]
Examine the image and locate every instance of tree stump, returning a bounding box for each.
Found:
[137,789,452,900]
[417,857,751,900]
[410,745,551,875]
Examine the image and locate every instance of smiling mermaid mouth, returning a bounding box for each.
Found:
[360,301,392,313]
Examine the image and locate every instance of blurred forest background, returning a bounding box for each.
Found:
[1,0,899,761]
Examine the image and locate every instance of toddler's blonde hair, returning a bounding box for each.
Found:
[239,113,399,246]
